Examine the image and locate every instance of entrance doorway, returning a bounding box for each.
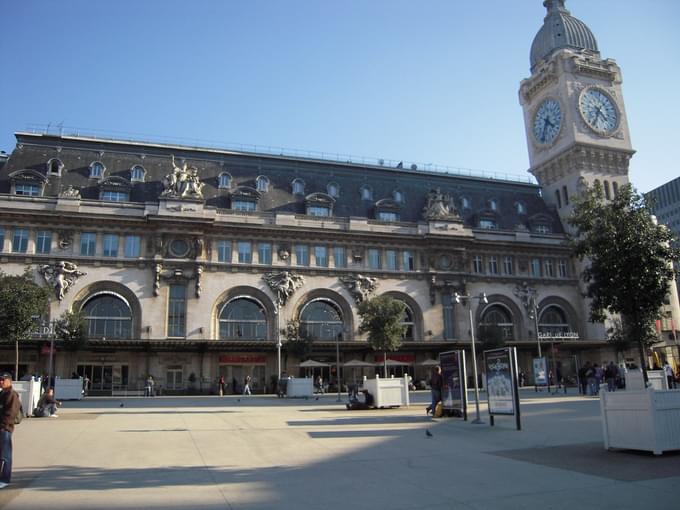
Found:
[77,363,129,395]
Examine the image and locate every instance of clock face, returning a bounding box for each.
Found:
[532,99,562,145]
[579,87,618,134]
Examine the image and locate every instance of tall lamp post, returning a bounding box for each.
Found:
[336,332,342,402]
[454,291,488,425]
[275,303,282,381]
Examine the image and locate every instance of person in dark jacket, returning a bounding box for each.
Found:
[426,366,443,416]
[34,387,61,417]
[0,372,21,489]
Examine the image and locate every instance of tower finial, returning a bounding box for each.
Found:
[543,0,568,14]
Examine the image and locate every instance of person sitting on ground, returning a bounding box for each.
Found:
[346,389,374,410]
[34,387,61,418]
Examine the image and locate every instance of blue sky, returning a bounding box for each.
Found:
[1,0,677,192]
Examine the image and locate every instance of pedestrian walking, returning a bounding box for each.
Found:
[663,361,675,389]
[243,375,252,395]
[605,361,619,392]
[425,366,443,416]
[218,375,226,396]
[145,375,155,397]
[0,372,22,489]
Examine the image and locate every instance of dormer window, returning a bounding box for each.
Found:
[231,186,261,212]
[461,196,471,210]
[488,198,499,211]
[479,219,497,229]
[393,190,404,203]
[89,161,105,179]
[292,178,305,195]
[534,224,552,234]
[9,170,47,197]
[515,201,527,215]
[375,198,400,222]
[130,165,146,182]
[218,172,232,189]
[256,176,269,192]
[305,193,335,217]
[99,177,131,202]
[327,182,340,198]
[360,185,373,201]
[47,158,64,176]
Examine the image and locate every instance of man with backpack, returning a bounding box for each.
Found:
[0,372,22,489]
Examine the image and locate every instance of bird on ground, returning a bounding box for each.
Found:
[119,403,124,408]
[425,429,433,437]
[315,397,319,400]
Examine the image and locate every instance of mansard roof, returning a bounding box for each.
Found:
[0,132,563,233]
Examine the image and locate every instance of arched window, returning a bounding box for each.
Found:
[219,297,267,340]
[515,201,526,215]
[48,158,64,176]
[480,305,514,340]
[488,198,499,211]
[538,306,570,336]
[130,165,146,182]
[604,180,611,200]
[218,172,232,189]
[612,181,619,197]
[393,190,404,203]
[460,196,471,210]
[555,189,562,208]
[327,182,340,198]
[360,185,373,201]
[90,161,105,179]
[401,304,414,341]
[300,299,343,341]
[82,293,132,339]
[292,178,305,195]
[256,176,269,192]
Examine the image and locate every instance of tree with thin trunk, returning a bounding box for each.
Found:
[568,183,680,380]
[357,295,406,377]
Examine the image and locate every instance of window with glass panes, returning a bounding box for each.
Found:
[80,233,96,256]
[103,234,119,257]
[124,235,141,258]
[101,190,129,202]
[0,228,4,252]
[217,240,232,262]
[558,259,568,278]
[473,255,483,273]
[367,249,381,269]
[377,211,398,222]
[488,256,498,274]
[333,246,346,268]
[314,246,328,267]
[295,244,309,266]
[307,206,330,217]
[258,242,272,264]
[544,258,555,277]
[503,256,514,275]
[15,183,40,196]
[402,250,415,271]
[385,250,398,270]
[12,229,29,253]
[36,231,52,254]
[167,285,186,337]
[531,258,541,277]
[232,199,256,211]
[442,293,454,339]
[237,241,252,263]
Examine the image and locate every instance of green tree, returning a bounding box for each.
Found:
[357,295,406,377]
[0,269,51,376]
[569,183,680,378]
[55,309,88,351]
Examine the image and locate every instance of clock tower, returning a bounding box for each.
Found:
[519,0,635,226]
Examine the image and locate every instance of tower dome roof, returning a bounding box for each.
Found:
[530,0,598,72]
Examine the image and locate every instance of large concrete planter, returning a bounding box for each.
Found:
[600,388,680,455]
[286,377,314,398]
[361,375,410,408]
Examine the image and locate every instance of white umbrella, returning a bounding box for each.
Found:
[343,359,375,368]
[384,359,409,366]
[298,360,330,368]
[419,359,440,367]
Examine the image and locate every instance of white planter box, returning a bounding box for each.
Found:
[600,388,680,455]
[361,375,410,408]
[286,378,314,398]
[14,378,42,416]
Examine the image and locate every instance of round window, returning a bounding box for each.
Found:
[169,239,190,258]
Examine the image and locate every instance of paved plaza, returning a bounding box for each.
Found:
[0,389,678,510]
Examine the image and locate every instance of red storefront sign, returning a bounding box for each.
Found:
[374,354,415,363]
[41,344,56,355]
[219,355,267,365]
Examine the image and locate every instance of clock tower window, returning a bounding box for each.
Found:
[555,190,562,209]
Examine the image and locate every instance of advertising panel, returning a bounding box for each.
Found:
[439,350,467,418]
[485,348,515,415]
[533,357,548,386]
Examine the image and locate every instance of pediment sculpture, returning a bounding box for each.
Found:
[263,271,305,307]
[58,185,81,199]
[161,155,204,200]
[39,261,86,301]
[153,264,203,298]
[422,188,460,221]
[340,274,378,304]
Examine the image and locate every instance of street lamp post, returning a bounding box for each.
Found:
[336,332,342,402]
[455,291,488,425]
[275,304,282,381]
